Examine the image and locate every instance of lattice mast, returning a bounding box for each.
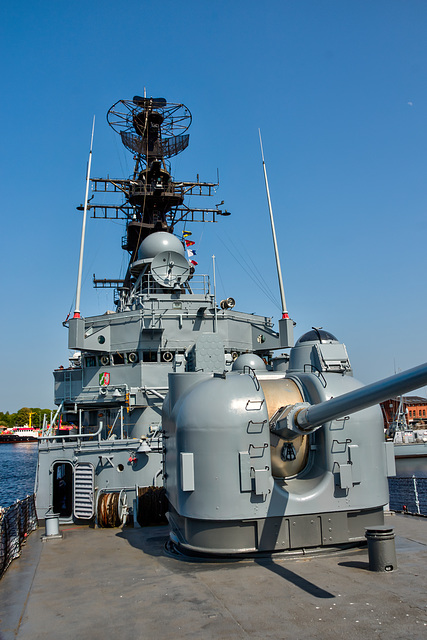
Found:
[87,95,229,301]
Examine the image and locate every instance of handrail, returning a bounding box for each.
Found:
[39,422,103,441]
[43,403,63,437]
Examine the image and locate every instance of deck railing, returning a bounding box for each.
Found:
[0,494,38,580]
[388,476,427,516]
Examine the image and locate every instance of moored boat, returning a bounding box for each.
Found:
[0,425,40,443]
[394,433,427,478]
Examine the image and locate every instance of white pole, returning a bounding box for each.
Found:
[258,129,288,318]
[212,255,218,332]
[74,116,95,318]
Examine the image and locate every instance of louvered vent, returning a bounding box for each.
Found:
[73,463,95,519]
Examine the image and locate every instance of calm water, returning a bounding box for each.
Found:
[0,442,38,508]
[395,457,427,478]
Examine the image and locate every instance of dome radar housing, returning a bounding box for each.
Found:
[289,328,352,374]
[138,232,185,261]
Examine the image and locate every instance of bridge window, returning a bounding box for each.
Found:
[112,352,125,365]
[143,351,158,362]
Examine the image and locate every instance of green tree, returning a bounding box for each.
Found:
[0,411,12,427]
[0,407,54,427]
[16,407,31,426]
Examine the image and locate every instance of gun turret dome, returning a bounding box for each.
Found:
[297,328,339,344]
[138,232,185,260]
[232,353,267,372]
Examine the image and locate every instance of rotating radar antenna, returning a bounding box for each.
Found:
[107,96,192,161]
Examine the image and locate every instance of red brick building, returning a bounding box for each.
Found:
[404,396,427,425]
[380,395,427,430]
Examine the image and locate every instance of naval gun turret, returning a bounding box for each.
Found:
[164,329,427,556]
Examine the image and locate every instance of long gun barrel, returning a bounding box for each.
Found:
[274,362,427,435]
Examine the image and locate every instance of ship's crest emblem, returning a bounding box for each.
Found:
[99,372,110,386]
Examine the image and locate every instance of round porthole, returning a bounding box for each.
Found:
[98,335,106,344]
[117,464,124,472]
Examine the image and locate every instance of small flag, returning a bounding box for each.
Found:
[184,232,198,268]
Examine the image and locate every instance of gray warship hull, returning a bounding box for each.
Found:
[394,441,427,477]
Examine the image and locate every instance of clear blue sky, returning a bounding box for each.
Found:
[1,0,426,412]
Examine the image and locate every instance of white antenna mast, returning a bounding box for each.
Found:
[74,116,95,319]
[212,255,218,332]
[259,129,288,318]
[259,129,294,347]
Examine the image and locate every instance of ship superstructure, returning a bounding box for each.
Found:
[36,95,288,525]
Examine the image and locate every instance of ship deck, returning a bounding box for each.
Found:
[1,513,426,639]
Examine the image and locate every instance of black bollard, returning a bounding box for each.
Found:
[365,526,397,572]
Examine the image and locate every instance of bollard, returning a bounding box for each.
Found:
[44,509,61,538]
[365,526,397,572]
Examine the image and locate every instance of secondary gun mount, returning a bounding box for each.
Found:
[164,329,427,556]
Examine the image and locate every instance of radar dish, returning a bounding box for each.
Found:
[120,131,145,155]
[120,131,190,159]
[161,134,190,158]
[107,98,192,141]
[133,96,167,108]
[151,251,190,288]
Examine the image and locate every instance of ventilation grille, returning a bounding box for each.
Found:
[73,463,95,519]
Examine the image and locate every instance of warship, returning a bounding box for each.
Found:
[383,397,427,476]
[33,92,427,551]
[3,92,427,638]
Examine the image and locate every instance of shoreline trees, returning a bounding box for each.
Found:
[0,407,54,429]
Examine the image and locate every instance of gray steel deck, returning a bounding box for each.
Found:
[1,513,426,639]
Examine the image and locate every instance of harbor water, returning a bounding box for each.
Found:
[0,443,38,508]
